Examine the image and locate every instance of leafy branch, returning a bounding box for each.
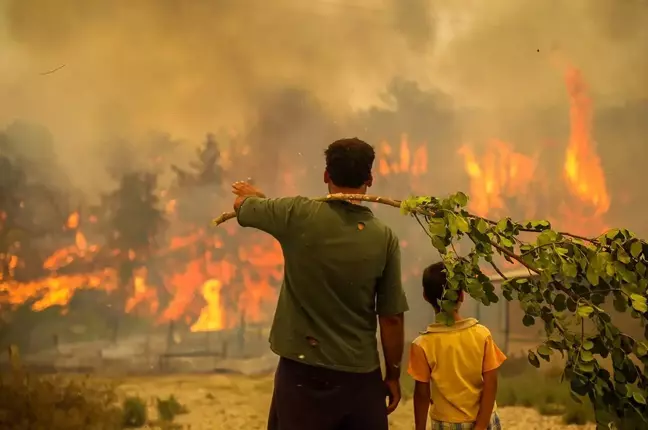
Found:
[213,191,648,427]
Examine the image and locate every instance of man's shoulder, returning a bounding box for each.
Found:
[366,216,398,241]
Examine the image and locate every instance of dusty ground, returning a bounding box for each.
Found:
[113,373,596,430]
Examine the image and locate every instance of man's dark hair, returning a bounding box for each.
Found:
[422,262,449,311]
[324,138,375,188]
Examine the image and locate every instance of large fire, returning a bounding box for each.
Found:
[0,66,609,332]
[458,66,610,236]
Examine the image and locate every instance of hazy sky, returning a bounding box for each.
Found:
[0,0,646,190]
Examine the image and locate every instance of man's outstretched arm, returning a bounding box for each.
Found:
[231,181,303,239]
[232,181,266,211]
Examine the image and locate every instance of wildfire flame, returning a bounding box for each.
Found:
[563,67,610,215]
[378,134,428,177]
[458,66,610,235]
[458,140,539,219]
[0,65,611,333]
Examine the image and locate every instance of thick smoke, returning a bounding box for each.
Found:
[0,0,647,193]
[0,0,423,186]
[432,0,648,109]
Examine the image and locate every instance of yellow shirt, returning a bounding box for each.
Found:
[407,318,507,423]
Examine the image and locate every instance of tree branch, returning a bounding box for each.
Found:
[212,193,402,226]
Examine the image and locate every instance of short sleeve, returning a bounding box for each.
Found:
[483,335,507,373]
[407,342,431,383]
[375,232,409,316]
[236,196,306,239]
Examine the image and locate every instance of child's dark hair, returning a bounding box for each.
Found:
[422,262,449,312]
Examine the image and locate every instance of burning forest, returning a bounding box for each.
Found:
[0,64,624,355]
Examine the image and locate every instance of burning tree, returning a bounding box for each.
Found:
[101,172,166,339]
[170,133,225,226]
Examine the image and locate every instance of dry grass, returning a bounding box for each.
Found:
[0,350,123,430]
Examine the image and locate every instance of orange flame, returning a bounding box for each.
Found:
[563,67,610,215]
[458,66,610,236]
[458,140,538,219]
[378,134,428,177]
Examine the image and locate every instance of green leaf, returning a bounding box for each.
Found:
[522,314,535,327]
[635,342,648,357]
[527,350,540,368]
[537,344,553,359]
[475,219,488,234]
[555,247,569,255]
[496,218,509,232]
[590,293,605,305]
[570,375,589,396]
[500,237,513,248]
[561,261,578,278]
[553,294,567,311]
[447,214,458,236]
[632,392,646,405]
[630,241,643,258]
[637,262,647,277]
[444,290,458,301]
[617,247,631,264]
[399,199,415,215]
[605,262,615,277]
[577,305,594,318]
[430,236,447,253]
[605,228,621,240]
[577,361,595,373]
[630,293,648,313]
[613,293,628,312]
[586,265,600,286]
[428,218,447,237]
[453,192,469,207]
[537,231,554,246]
[580,350,594,362]
[455,216,470,233]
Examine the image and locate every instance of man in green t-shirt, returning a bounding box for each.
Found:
[232,137,409,430]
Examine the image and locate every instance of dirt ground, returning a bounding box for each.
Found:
[113,373,596,430]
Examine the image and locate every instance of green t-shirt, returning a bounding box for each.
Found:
[236,196,409,373]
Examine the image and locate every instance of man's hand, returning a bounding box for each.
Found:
[385,378,401,415]
[231,180,266,198]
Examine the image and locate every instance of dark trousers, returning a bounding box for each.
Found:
[268,358,389,430]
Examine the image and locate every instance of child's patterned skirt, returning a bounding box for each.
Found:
[430,412,502,430]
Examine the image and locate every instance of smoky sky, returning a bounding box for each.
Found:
[0,0,646,191]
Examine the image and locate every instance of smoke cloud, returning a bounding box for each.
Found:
[0,0,646,191]
[432,0,648,109]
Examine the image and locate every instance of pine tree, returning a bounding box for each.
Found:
[103,172,166,340]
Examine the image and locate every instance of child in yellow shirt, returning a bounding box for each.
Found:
[407,262,507,430]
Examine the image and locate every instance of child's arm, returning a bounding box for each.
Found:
[474,368,497,430]
[475,334,507,430]
[413,380,431,430]
[407,342,431,430]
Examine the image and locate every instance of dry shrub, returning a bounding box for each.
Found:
[156,394,188,422]
[122,396,147,428]
[0,347,122,430]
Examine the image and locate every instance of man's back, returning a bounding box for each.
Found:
[237,196,407,373]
